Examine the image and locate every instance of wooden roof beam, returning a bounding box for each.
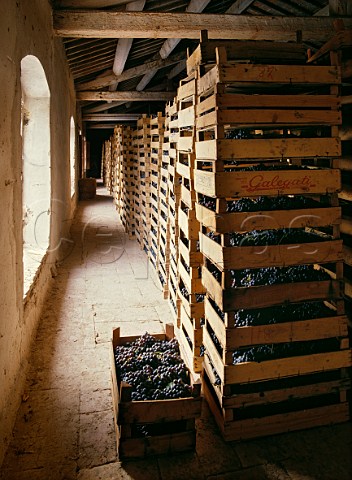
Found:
[76,50,185,90]
[136,0,211,92]
[83,113,140,121]
[77,91,176,101]
[53,12,352,41]
[112,0,145,78]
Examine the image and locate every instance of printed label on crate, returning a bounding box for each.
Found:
[241,173,316,194]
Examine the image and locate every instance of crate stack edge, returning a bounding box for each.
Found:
[166,100,182,325]
[136,115,152,253]
[149,113,165,278]
[175,75,205,375]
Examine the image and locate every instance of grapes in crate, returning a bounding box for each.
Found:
[114,332,194,401]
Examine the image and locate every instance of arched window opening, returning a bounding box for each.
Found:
[21,55,51,296]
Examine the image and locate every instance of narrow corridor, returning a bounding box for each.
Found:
[1,187,351,480]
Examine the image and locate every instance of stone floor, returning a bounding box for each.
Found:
[1,185,351,480]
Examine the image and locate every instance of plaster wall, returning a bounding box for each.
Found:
[0,0,77,465]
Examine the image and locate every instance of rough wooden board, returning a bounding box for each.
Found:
[194,168,341,198]
[53,12,352,42]
[195,137,341,161]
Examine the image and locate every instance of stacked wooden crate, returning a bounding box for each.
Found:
[133,127,142,247]
[193,46,351,441]
[149,113,165,273]
[136,115,151,252]
[175,75,205,374]
[158,109,172,299]
[103,138,112,192]
[101,143,105,181]
[166,101,182,324]
[114,126,135,238]
[112,126,122,213]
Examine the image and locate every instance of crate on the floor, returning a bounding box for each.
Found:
[110,325,202,459]
[202,360,350,442]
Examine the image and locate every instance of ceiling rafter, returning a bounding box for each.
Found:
[76,50,185,90]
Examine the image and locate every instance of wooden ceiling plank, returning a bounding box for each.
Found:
[84,101,127,113]
[72,60,116,77]
[56,1,140,8]
[71,56,116,73]
[53,12,352,41]
[225,0,256,15]
[66,39,116,57]
[69,49,116,67]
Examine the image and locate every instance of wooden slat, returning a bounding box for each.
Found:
[197,64,341,94]
[195,138,341,161]
[194,168,341,198]
[196,109,341,130]
[197,94,340,115]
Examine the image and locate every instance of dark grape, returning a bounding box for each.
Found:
[232,338,339,365]
[114,333,193,401]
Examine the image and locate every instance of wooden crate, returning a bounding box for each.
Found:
[204,296,349,364]
[186,38,307,75]
[199,232,343,271]
[195,201,341,234]
[194,167,341,198]
[197,62,341,97]
[202,361,350,442]
[111,325,202,459]
[202,262,343,312]
[195,137,341,162]
[203,324,351,386]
